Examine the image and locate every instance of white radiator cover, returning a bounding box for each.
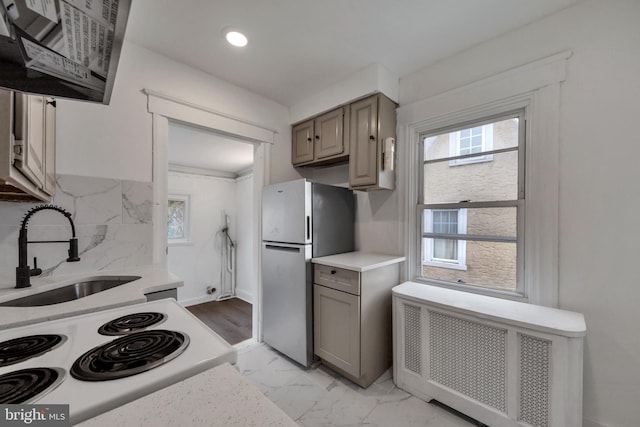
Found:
[393,282,586,427]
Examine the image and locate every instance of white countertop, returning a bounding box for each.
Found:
[312,251,406,272]
[393,281,586,338]
[78,362,297,427]
[0,264,183,330]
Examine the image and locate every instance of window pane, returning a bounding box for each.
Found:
[433,238,457,260]
[423,150,518,203]
[424,117,519,162]
[421,240,516,291]
[424,207,516,239]
[167,199,185,239]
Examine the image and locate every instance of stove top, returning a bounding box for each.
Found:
[0,299,237,424]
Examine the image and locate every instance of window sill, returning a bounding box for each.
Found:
[413,276,526,303]
[168,239,194,247]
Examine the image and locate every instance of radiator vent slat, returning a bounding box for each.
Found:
[429,311,507,412]
[403,303,422,374]
[519,334,551,427]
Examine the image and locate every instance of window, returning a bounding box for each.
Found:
[167,194,190,244]
[449,124,494,165]
[419,113,523,293]
[423,209,467,270]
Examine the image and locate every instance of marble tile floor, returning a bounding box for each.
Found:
[235,341,477,427]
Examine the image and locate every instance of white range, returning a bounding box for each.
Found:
[0,298,237,424]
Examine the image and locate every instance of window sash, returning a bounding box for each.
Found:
[417,110,525,296]
[425,145,518,165]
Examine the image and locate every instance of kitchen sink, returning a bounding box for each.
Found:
[0,276,141,307]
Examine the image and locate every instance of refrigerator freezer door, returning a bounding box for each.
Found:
[261,242,313,367]
[262,179,312,245]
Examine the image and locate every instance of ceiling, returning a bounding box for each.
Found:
[168,121,254,176]
[125,0,581,108]
[132,1,580,173]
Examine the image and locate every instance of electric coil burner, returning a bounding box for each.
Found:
[97,312,166,336]
[0,367,65,403]
[0,334,66,367]
[71,330,189,381]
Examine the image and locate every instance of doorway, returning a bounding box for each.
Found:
[145,89,274,344]
[166,121,255,343]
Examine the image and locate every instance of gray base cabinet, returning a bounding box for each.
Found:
[313,260,402,388]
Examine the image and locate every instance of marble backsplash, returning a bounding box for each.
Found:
[0,174,153,287]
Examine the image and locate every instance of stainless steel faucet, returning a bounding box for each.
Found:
[16,204,81,289]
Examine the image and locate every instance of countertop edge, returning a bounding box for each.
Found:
[312,252,406,272]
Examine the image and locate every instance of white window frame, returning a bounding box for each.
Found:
[448,124,494,165]
[398,51,568,307]
[167,194,191,245]
[423,208,468,270]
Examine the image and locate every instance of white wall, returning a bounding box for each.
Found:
[55,41,290,181]
[235,173,255,303]
[167,171,255,306]
[397,1,640,426]
[167,172,237,304]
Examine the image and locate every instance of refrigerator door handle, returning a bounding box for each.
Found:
[306,216,310,240]
[265,244,301,253]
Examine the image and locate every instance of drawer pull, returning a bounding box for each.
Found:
[330,270,336,274]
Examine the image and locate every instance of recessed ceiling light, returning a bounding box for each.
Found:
[225,30,248,47]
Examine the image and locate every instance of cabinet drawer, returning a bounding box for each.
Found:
[314,264,360,295]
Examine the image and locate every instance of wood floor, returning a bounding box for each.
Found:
[187,298,252,345]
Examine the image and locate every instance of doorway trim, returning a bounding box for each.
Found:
[145,89,274,342]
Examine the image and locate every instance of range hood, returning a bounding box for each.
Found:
[0,0,131,104]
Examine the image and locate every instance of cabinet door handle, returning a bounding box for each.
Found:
[307,137,312,142]
[315,135,320,139]
[46,100,56,107]
[330,270,336,274]
[369,135,375,141]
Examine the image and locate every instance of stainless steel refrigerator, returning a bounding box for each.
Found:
[261,179,355,367]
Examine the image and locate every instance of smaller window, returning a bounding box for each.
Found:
[167,194,190,244]
[423,208,467,270]
[449,124,494,165]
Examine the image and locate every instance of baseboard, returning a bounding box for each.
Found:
[235,289,254,304]
[179,294,216,307]
[179,292,253,307]
[583,418,608,427]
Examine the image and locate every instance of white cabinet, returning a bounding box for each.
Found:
[0,89,56,202]
[312,253,405,388]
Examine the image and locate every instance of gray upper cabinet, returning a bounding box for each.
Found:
[349,94,396,191]
[291,106,348,166]
[291,93,397,191]
[0,89,56,202]
[314,108,345,160]
[292,119,315,165]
